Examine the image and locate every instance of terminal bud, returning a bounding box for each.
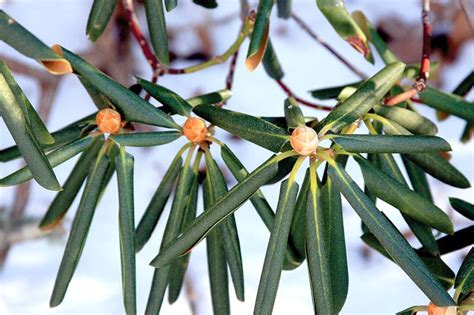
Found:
[96,108,122,134]
[183,117,208,143]
[290,126,319,156]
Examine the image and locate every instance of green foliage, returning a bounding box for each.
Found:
[0,61,60,190]
[254,179,299,315]
[193,104,289,152]
[419,87,474,123]
[115,149,137,315]
[318,61,405,134]
[328,162,454,306]
[86,0,116,42]
[317,0,373,62]
[50,150,110,307]
[1,3,472,315]
[305,164,333,314]
[330,134,450,153]
[144,0,169,65]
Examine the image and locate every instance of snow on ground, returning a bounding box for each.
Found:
[0,1,473,314]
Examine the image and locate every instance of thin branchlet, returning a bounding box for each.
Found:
[384,0,431,106]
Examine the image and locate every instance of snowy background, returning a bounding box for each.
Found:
[0,0,473,314]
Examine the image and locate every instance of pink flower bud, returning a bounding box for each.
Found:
[183,117,208,143]
[290,126,319,156]
[96,108,122,134]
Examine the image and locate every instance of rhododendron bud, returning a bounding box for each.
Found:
[427,302,457,315]
[96,108,122,134]
[290,126,319,156]
[183,117,208,143]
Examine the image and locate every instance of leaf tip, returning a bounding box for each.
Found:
[41,45,73,75]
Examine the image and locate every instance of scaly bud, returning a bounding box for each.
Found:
[290,126,319,156]
[96,108,122,134]
[183,117,208,143]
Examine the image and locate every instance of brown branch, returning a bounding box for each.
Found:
[417,0,432,85]
[225,50,239,91]
[384,0,431,106]
[291,12,366,80]
[384,88,418,107]
[276,80,334,111]
[122,0,160,71]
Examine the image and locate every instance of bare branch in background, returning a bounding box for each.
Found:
[291,12,367,79]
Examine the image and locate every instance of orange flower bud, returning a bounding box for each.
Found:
[290,126,319,156]
[427,302,457,315]
[96,108,122,134]
[183,117,208,143]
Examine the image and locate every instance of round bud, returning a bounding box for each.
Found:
[96,108,122,134]
[427,302,457,315]
[290,126,319,156]
[183,117,208,143]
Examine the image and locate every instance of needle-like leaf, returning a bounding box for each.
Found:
[328,161,455,306]
[246,0,273,71]
[276,0,292,19]
[39,136,105,231]
[0,61,60,190]
[373,105,438,135]
[1,61,54,144]
[0,10,72,74]
[0,136,95,188]
[361,231,455,289]
[58,46,180,129]
[310,81,363,100]
[186,89,232,107]
[419,87,474,123]
[403,153,470,189]
[202,170,230,315]
[318,62,405,134]
[289,169,310,261]
[305,165,334,314]
[254,179,299,315]
[0,120,85,162]
[150,155,280,268]
[321,171,348,312]
[50,151,110,307]
[193,0,218,9]
[145,147,194,315]
[165,0,177,11]
[454,247,474,303]
[193,104,288,152]
[205,149,244,301]
[352,10,398,65]
[168,171,199,304]
[284,97,306,129]
[377,153,439,256]
[110,131,181,147]
[355,155,453,234]
[317,0,373,62]
[135,153,183,252]
[115,148,137,315]
[144,0,169,65]
[220,144,302,270]
[330,134,450,153]
[138,78,192,116]
[262,39,284,80]
[86,0,117,42]
[449,197,474,220]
